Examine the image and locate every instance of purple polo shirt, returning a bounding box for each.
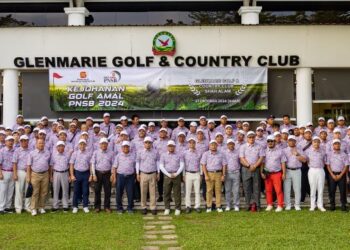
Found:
[223,148,240,172]
[50,151,70,171]
[100,122,116,137]
[264,147,286,172]
[69,149,92,172]
[195,139,209,157]
[91,149,114,172]
[12,147,30,171]
[326,150,349,172]
[326,140,348,154]
[306,148,326,169]
[153,138,169,154]
[297,139,313,153]
[132,136,147,153]
[184,149,201,172]
[113,152,136,175]
[255,136,267,149]
[171,126,189,140]
[136,148,159,173]
[175,142,187,156]
[27,149,51,172]
[159,151,183,173]
[283,146,305,169]
[239,143,265,165]
[200,150,227,171]
[0,147,15,171]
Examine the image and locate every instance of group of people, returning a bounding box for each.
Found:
[0,113,349,216]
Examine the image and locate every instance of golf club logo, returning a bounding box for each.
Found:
[152,31,176,56]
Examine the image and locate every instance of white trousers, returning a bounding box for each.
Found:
[283,169,301,208]
[185,172,201,209]
[0,171,14,211]
[15,170,31,210]
[308,168,325,209]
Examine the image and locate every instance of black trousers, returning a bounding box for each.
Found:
[157,172,164,197]
[329,172,347,207]
[94,171,111,209]
[301,163,310,202]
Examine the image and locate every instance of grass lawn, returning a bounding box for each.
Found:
[173,210,350,249]
[0,212,144,250]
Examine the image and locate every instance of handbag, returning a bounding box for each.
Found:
[25,183,33,198]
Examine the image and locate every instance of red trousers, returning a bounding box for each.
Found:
[265,172,284,206]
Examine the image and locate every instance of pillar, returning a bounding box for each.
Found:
[2,69,19,127]
[238,6,262,25]
[295,68,313,126]
[64,7,89,26]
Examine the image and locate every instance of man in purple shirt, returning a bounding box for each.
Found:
[280,114,295,133]
[26,138,51,216]
[70,139,92,213]
[50,141,70,212]
[240,131,265,211]
[136,136,159,215]
[183,138,202,213]
[0,136,15,214]
[91,137,114,213]
[261,135,286,212]
[223,139,241,212]
[112,141,136,213]
[326,139,349,211]
[100,113,116,138]
[201,140,227,213]
[12,135,31,213]
[171,117,189,141]
[160,140,184,216]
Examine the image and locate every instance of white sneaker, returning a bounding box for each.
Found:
[318,207,326,212]
[83,207,89,213]
[206,208,212,213]
[309,207,315,211]
[217,208,223,213]
[31,209,37,216]
[275,206,283,212]
[295,206,301,211]
[39,208,46,214]
[234,206,240,212]
[285,206,291,211]
[72,207,78,214]
[174,209,181,216]
[225,207,230,212]
[164,209,170,215]
[15,209,22,214]
[25,208,32,213]
[265,205,273,211]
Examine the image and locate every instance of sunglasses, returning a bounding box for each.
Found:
[267,140,275,143]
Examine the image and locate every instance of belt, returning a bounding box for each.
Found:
[332,171,342,175]
[286,167,301,171]
[1,169,13,172]
[186,171,200,174]
[54,169,69,173]
[96,170,111,174]
[208,170,222,173]
[141,171,157,174]
[266,170,282,174]
[118,173,135,177]
[33,170,47,174]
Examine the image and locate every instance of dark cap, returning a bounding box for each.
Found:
[267,115,275,119]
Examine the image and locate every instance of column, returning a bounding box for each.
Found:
[2,69,19,127]
[238,6,262,25]
[64,7,89,26]
[295,68,313,126]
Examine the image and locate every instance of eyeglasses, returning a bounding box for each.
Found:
[267,140,275,143]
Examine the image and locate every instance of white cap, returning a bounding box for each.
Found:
[288,135,297,141]
[177,132,186,137]
[144,136,153,142]
[260,120,267,125]
[24,125,31,128]
[337,116,345,121]
[225,125,232,129]
[85,116,93,121]
[333,128,341,134]
[52,122,58,126]
[5,127,12,130]
[242,122,250,126]
[332,139,341,144]
[215,132,223,138]
[304,129,312,134]
[177,117,185,121]
[5,136,14,141]
[93,123,100,128]
[273,131,281,136]
[319,129,327,134]
[247,131,255,137]
[103,113,110,118]
[281,128,289,134]
[19,135,29,141]
[33,128,40,132]
[347,126,350,130]
[299,124,306,128]
[237,130,245,135]
[56,141,65,147]
[220,115,228,119]
[0,131,6,135]
[99,130,107,135]
[209,140,217,144]
[81,132,89,136]
[160,118,167,122]
[199,116,206,120]
[256,126,264,131]
[78,139,87,144]
[99,138,109,144]
[318,117,325,121]
[208,119,215,124]
[138,126,146,131]
[187,137,196,142]
[40,116,48,121]
[226,139,235,144]
[148,122,155,127]
[16,114,23,118]
[122,141,130,147]
[116,124,123,128]
[196,129,204,134]
[267,135,275,141]
[69,122,76,127]
[17,126,24,130]
[306,122,313,127]
[159,128,168,133]
[58,130,67,135]
[312,136,321,141]
[120,131,129,136]
[38,129,46,135]
[167,140,176,146]
[120,115,128,121]
[327,119,335,124]
[190,121,198,127]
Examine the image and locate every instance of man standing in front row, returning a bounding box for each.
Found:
[160,140,184,216]
[27,138,51,216]
[201,140,227,213]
